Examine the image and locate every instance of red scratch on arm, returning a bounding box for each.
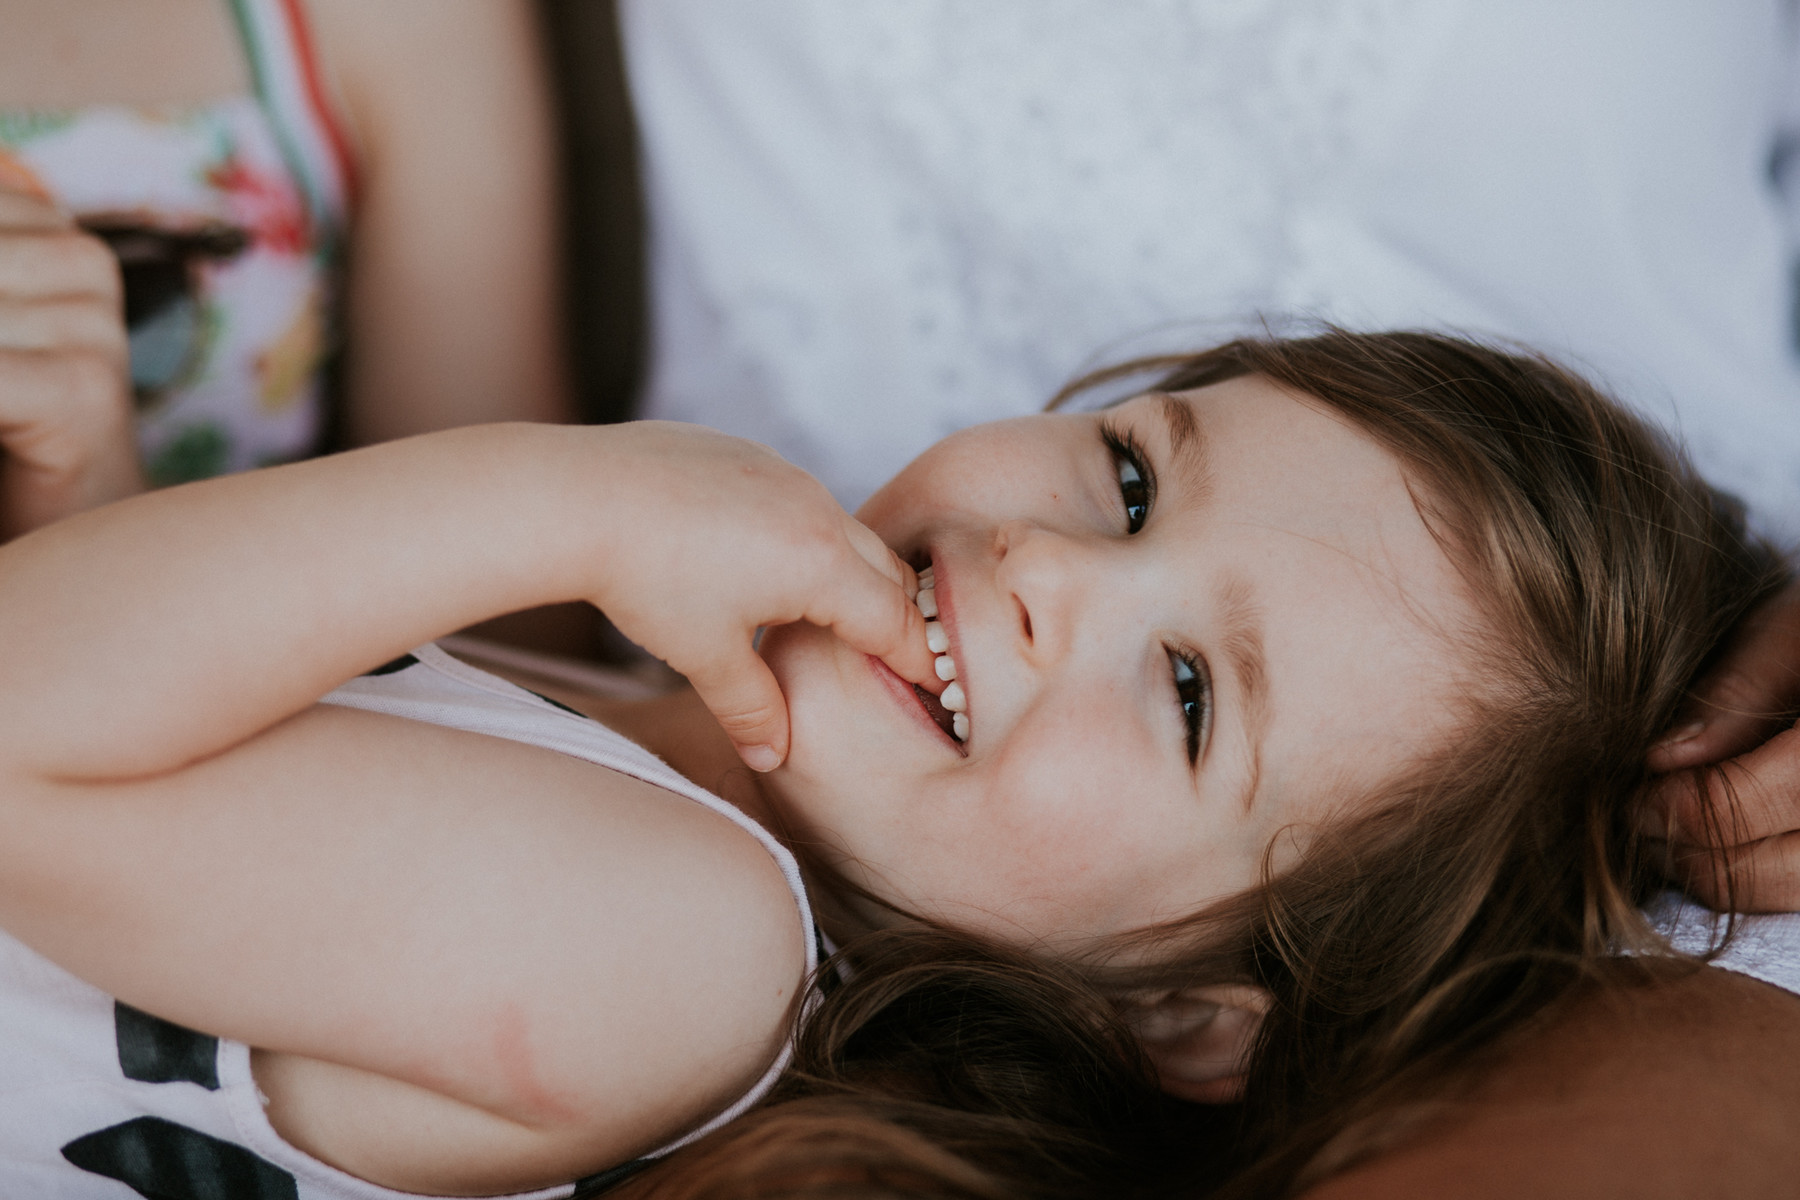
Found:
[490,1001,582,1126]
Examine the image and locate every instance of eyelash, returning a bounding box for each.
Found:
[1168,647,1209,766]
[1100,419,1210,765]
[1100,421,1153,534]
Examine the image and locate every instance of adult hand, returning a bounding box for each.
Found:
[590,421,939,772]
[0,186,143,539]
[1643,578,1800,910]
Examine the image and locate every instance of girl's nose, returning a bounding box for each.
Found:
[993,518,1092,661]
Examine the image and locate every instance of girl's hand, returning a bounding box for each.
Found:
[0,187,144,538]
[594,422,938,771]
[1644,579,1800,910]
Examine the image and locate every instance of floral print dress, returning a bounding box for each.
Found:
[0,0,352,485]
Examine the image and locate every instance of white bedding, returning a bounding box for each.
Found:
[622,0,1800,540]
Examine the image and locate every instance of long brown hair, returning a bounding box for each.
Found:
[613,330,1784,1198]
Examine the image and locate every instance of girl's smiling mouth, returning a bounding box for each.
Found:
[867,654,965,753]
[865,559,971,751]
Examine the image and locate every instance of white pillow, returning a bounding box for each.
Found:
[623,0,1800,539]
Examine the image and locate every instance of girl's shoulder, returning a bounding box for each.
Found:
[328,641,817,998]
[339,641,809,904]
[247,647,815,1190]
[248,803,807,1196]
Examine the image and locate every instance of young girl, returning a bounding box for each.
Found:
[0,330,1779,1198]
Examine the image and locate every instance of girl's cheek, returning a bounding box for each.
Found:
[987,743,1114,842]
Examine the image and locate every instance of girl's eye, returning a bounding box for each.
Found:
[1101,423,1154,534]
[1118,459,1149,533]
[1169,649,1210,766]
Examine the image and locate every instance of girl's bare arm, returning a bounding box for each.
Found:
[0,425,606,777]
[0,422,926,1190]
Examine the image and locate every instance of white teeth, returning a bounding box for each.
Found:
[913,566,966,742]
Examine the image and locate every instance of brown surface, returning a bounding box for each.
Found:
[537,0,647,428]
[464,2,646,661]
[1300,967,1800,1199]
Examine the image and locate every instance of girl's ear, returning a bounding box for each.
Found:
[1123,984,1270,1104]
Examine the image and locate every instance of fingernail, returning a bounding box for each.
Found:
[740,744,781,772]
[1663,721,1706,745]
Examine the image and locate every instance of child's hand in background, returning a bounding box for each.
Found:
[0,183,143,539]
[592,421,937,771]
[1646,578,1800,911]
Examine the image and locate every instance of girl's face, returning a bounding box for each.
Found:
[758,376,1485,950]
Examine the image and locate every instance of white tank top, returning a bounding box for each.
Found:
[0,644,817,1200]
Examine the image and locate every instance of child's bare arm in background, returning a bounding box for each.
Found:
[307,0,573,442]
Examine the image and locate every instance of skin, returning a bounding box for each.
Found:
[0,421,935,1192]
[0,0,571,537]
[755,377,1487,950]
[0,187,141,539]
[1298,967,1800,1199]
[305,0,571,444]
[1646,577,1800,910]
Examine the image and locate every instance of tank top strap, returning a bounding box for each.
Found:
[224,0,356,248]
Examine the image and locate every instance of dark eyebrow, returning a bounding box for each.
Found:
[1218,575,1269,814]
[1154,392,1210,490]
